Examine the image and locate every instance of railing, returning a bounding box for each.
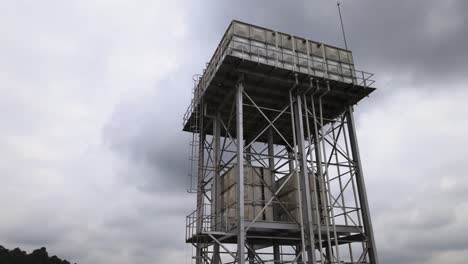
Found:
[183,36,376,128]
[185,204,235,241]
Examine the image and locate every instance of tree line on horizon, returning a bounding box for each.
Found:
[0,245,75,264]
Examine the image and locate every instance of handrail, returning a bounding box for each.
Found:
[183,36,376,128]
[185,199,308,241]
[185,203,235,241]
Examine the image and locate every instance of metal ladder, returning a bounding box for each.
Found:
[187,74,202,193]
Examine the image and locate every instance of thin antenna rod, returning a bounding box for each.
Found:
[337,2,349,50]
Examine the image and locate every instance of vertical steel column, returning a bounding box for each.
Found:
[346,105,379,264]
[311,87,334,262]
[319,83,341,263]
[289,89,307,262]
[294,94,317,264]
[267,128,275,191]
[248,247,255,264]
[195,103,205,264]
[213,114,222,229]
[236,81,246,264]
[288,151,295,173]
[213,114,221,264]
[268,128,281,264]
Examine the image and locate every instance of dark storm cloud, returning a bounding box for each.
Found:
[189,0,468,84]
[84,1,468,264]
[343,1,468,81]
[107,0,468,193]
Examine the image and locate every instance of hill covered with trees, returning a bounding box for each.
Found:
[0,245,75,264]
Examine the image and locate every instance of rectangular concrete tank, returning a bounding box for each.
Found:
[192,20,359,104]
[275,172,330,225]
[219,165,274,231]
[222,20,356,83]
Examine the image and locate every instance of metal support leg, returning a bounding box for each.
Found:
[248,246,255,264]
[288,151,295,173]
[310,89,333,263]
[294,94,317,264]
[346,105,379,264]
[273,243,280,264]
[195,104,205,264]
[246,145,252,162]
[213,114,221,263]
[268,128,281,264]
[236,81,246,264]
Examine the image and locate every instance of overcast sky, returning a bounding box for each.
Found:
[0,0,467,263]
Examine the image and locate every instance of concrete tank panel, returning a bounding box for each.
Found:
[222,20,356,84]
[219,165,274,231]
[275,172,330,225]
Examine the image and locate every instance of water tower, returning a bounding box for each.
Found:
[183,20,379,264]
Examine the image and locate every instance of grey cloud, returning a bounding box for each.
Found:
[1,1,468,264]
[344,1,468,82]
[3,228,62,247]
[104,78,192,193]
[187,0,468,85]
[358,87,468,264]
[104,1,468,264]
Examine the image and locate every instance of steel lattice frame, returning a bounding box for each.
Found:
[185,76,378,264]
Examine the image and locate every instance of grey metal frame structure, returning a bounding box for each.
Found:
[184,20,379,264]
